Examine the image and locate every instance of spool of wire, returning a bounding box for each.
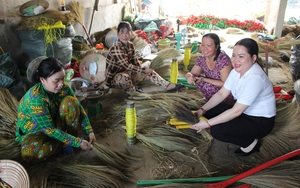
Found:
[170,58,178,84]
[183,47,191,72]
[125,101,137,146]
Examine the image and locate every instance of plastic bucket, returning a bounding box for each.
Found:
[191,41,199,53]
[158,38,171,51]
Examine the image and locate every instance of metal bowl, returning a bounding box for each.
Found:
[83,90,104,100]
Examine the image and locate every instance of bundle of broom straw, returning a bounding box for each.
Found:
[242,160,300,188]
[0,88,18,139]
[68,1,93,46]
[27,142,137,187]
[258,96,300,161]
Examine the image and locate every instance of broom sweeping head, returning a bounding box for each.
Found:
[243,160,300,188]
[68,1,84,25]
[172,101,199,125]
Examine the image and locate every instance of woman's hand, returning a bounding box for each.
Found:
[195,108,205,119]
[194,76,204,83]
[186,73,196,85]
[186,73,204,85]
[190,120,209,133]
[80,139,93,150]
[89,132,96,144]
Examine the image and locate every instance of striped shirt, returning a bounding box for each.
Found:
[105,39,145,86]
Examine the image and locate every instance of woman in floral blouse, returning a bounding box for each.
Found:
[185,33,234,104]
[16,57,96,162]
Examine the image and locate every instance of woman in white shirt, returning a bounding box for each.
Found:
[191,38,276,156]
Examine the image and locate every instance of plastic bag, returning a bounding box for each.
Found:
[289,36,300,82]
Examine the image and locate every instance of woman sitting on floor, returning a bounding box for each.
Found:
[105,21,184,93]
[15,57,96,162]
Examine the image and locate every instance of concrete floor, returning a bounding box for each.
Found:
[84,59,294,187]
[81,30,296,187]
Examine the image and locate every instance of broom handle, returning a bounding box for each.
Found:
[88,0,99,35]
[204,148,300,187]
[137,175,234,186]
[82,24,94,47]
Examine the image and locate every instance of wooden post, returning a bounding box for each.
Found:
[129,0,137,14]
[273,0,288,38]
[264,0,272,26]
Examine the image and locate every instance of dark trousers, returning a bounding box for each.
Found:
[204,103,275,148]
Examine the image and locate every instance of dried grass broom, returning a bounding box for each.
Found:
[137,133,196,152]
[258,99,300,161]
[242,160,300,188]
[69,1,93,46]
[92,142,139,172]
[149,48,183,78]
[52,161,130,188]
[0,88,18,139]
[0,139,22,161]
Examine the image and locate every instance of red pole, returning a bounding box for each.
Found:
[205,148,300,187]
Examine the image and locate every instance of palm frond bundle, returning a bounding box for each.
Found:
[68,1,84,27]
[52,162,130,188]
[137,133,196,152]
[259,50,291,66]
[170,100,212,144]
[18,10,70,30]
[131,32,150,55]
[127,91,205,109]
[150,48,183,78]
[68,1,93,46]
[147,145,216,181]
[243,160,300,188]
[0,88,18,139]
[0,139,22,161]
[97,91,205,131]
[259,99,300,161]
[138,125,206,145]
[28,149,135,188]
[92,142,138,172]
[26,161,52,188]
[172,101,198,125]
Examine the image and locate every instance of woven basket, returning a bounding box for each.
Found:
[19,0,49,17]
[0,160,30,188]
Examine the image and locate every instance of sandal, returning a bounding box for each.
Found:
[167,83,185,92]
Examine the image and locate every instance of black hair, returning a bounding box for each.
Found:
[117,21,132,33]
[234,38,264,70]
[202,33,221,61]
[32,57,65,84]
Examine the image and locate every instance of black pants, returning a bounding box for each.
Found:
[204,103,275,148]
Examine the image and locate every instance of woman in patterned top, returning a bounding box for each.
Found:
[105,21,184,92]
[185,33,234,104]
[16,57,96,162]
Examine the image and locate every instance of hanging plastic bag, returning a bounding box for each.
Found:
[289,35,300,82]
